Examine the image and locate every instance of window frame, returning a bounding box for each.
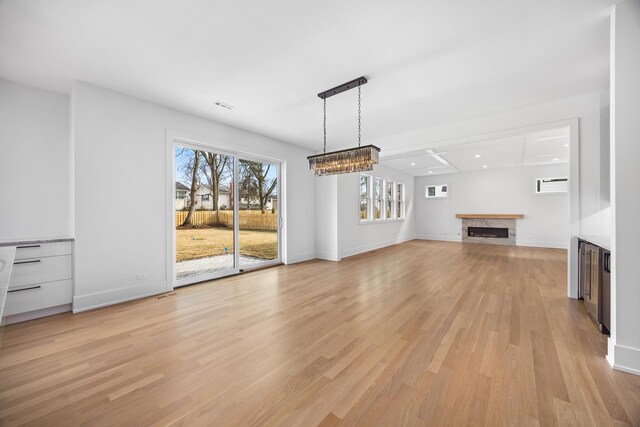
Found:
[534,176,568,195]
[359,174,372,222]
[358,174,405,224]
[425,184,448,199]
[385,179,395,220]
[373,177,384,221]
[396,183,405,220]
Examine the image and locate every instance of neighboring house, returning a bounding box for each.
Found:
[177,181,278,211]
[176,182,231,210]
[239,194,277,211]
[193,184,231,210]
[175,182,190,210]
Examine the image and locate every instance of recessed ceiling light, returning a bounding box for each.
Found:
[553,158,560,161]
[410,162,416,166]
[213,100,235,110]
[475,154,481,158]
[482,165,487,168]
[564,144,569,147]
[428,171,433,174]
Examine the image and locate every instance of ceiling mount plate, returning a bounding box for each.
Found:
[318,76,368,99]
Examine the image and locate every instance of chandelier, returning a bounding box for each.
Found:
[308,76,380,176]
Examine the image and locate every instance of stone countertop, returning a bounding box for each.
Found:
[0,246,17,320]
[578,235,611,251]
[0,237,74,247]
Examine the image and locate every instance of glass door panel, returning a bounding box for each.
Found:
[237,158,280,270]
[175,145,236,283]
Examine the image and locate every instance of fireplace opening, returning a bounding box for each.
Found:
[468,226,509,238]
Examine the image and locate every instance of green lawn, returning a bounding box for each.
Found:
[176,227,277,262]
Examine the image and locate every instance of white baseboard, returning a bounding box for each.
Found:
[415,235,461,243]
[516,239,568,249]
[2,304,71,325]
[315,252,340,261]
[341,235,416,258]
[285,251,316,264]
[607,340,640,376]
[73,251,317,313]
[416,235,568,250]
[73,280,166,313]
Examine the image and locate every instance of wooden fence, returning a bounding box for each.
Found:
[176,210,278,231]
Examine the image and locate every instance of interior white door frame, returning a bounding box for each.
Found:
[165,130,285,291]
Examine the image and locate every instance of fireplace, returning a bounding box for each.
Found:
[468,226,509,238]
[456,214,523,246]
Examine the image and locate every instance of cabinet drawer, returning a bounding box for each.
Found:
[14,242,72,261]
[9,255,72,287]
[4,280,72,316]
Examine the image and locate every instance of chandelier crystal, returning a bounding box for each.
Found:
[308,145,380,176]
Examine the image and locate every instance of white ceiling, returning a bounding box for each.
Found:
[380,126,570,176]
[0,0,611,155]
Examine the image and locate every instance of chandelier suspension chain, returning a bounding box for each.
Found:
[323,97,327,154]
[358,84,361,147]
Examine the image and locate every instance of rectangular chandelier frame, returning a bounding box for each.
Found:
[307,144,380,176]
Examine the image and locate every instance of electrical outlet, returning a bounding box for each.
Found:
[136,273,147,280]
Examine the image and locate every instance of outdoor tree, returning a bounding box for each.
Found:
[238,162,258,210]
[200,152,231,224]
[240,160,277,214]
[178,148,201,227]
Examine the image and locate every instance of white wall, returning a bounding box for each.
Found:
[579,90,611,237]
[337,164,415,258]
[415,164,569,248]
[0,79,70,240]
[315,175,339,261]
[608,0,640,375]
[72,81,316,311]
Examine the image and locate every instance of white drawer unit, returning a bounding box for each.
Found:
[14,241,72,261]
[4,280,73,316]
[10,255,72,288]
[1,239,74,324]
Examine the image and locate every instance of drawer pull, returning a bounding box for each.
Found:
[16,245,41,249]
[14,260,41,265]
[8,286,42,293]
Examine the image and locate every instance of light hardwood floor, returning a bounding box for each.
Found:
[1,241,639,426]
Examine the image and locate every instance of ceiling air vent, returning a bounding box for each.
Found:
[213,100,235,110]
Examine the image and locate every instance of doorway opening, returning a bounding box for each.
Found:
[170,139,281,287]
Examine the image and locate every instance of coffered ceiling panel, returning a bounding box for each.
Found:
[380,126,570,176]
[522,128,570,166]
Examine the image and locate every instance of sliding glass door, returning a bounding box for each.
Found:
[172,140,281,287]
[238,157,280,270]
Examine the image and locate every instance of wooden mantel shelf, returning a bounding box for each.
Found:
[456,214,524,219]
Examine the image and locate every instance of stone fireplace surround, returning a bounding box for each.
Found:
[456,214,524,246]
